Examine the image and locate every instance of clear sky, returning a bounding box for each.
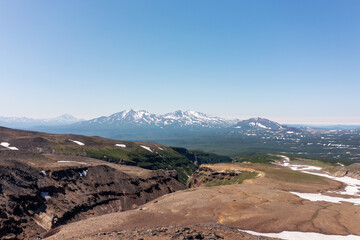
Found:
[0,0,359,124]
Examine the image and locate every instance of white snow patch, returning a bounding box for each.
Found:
[140,145,153,152]
[238,229,360,240]
[57,160,89,165]
[41,192,51,201]
[257,123,270,129]
[288,165,322,171]
[41,171,47,176]
[69,139,85,146]
[158,147,164,150]
[0,142,19,150]
[276,155,360,203]
[115,144,126,148]
[290,192,360,205]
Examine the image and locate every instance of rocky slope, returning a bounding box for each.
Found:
[46,162,360,240]
[0,152,185,239]
[0,127,193,239]
[332,167,360,180]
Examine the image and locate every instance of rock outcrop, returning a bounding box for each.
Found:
[332,167,360,180]
[187,164,260,188]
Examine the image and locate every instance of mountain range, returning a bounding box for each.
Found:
[1,110,359,137]
[1,110,279,130]
[83,109,237,128]
[0,114,82,128]
[0,110,359,163]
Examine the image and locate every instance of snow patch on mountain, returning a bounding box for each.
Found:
[0,142,19,150]
[140,145,153,152]
[69,140,85,146]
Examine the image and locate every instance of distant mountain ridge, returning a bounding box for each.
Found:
[233,117,285,131]
[0,110,283,132]
[0,114,82,128]
[81,109,234,128]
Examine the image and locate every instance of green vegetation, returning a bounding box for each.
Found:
[52,145,197,184]
[265,168,327,184]
[285,153,352,166]
[204,171,258,187]
[87,146,198,184]
[86,147,135,164]
[234,151,280,164]
[171,147,232,164]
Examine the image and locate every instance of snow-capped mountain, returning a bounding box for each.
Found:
[162,110,230,128]
[232,117,285,131]
[0,114,81,128]
[44,114,81,124]
[83,109,232,128]
[86,110,162,126]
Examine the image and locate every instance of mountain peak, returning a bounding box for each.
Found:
[234,117,284,131]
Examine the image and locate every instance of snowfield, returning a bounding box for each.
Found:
[290,192,360,205]
[238,229,360,240]
[276,155,360,204]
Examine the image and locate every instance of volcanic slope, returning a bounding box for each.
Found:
[0,127,208,239]
[0,126,202,183]
[46,161,360,240]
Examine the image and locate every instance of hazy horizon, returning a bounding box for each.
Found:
[1,1,359,125]
[1,109,359,126]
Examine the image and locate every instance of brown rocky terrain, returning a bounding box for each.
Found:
[76,223,277,240]
[3,126,360,240]
[46,162,360,240]
[332,167,360,180]
[0,127,189,239]
[0,126,165,155]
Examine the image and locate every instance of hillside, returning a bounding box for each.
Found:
[0,126,207,183]
[0,153,185,239]
[1,127,216,239]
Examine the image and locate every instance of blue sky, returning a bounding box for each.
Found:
[0,0,359,124]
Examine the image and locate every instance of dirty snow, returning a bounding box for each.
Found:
[0,142,19,150]
[69,139,85,146]
[41,192,51,201]
[238,229,360,240]
[57,160,89,165]
[115,144,126,148]
[140,145,153,152]
[290,192,360,205]
[78,169,88,177]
